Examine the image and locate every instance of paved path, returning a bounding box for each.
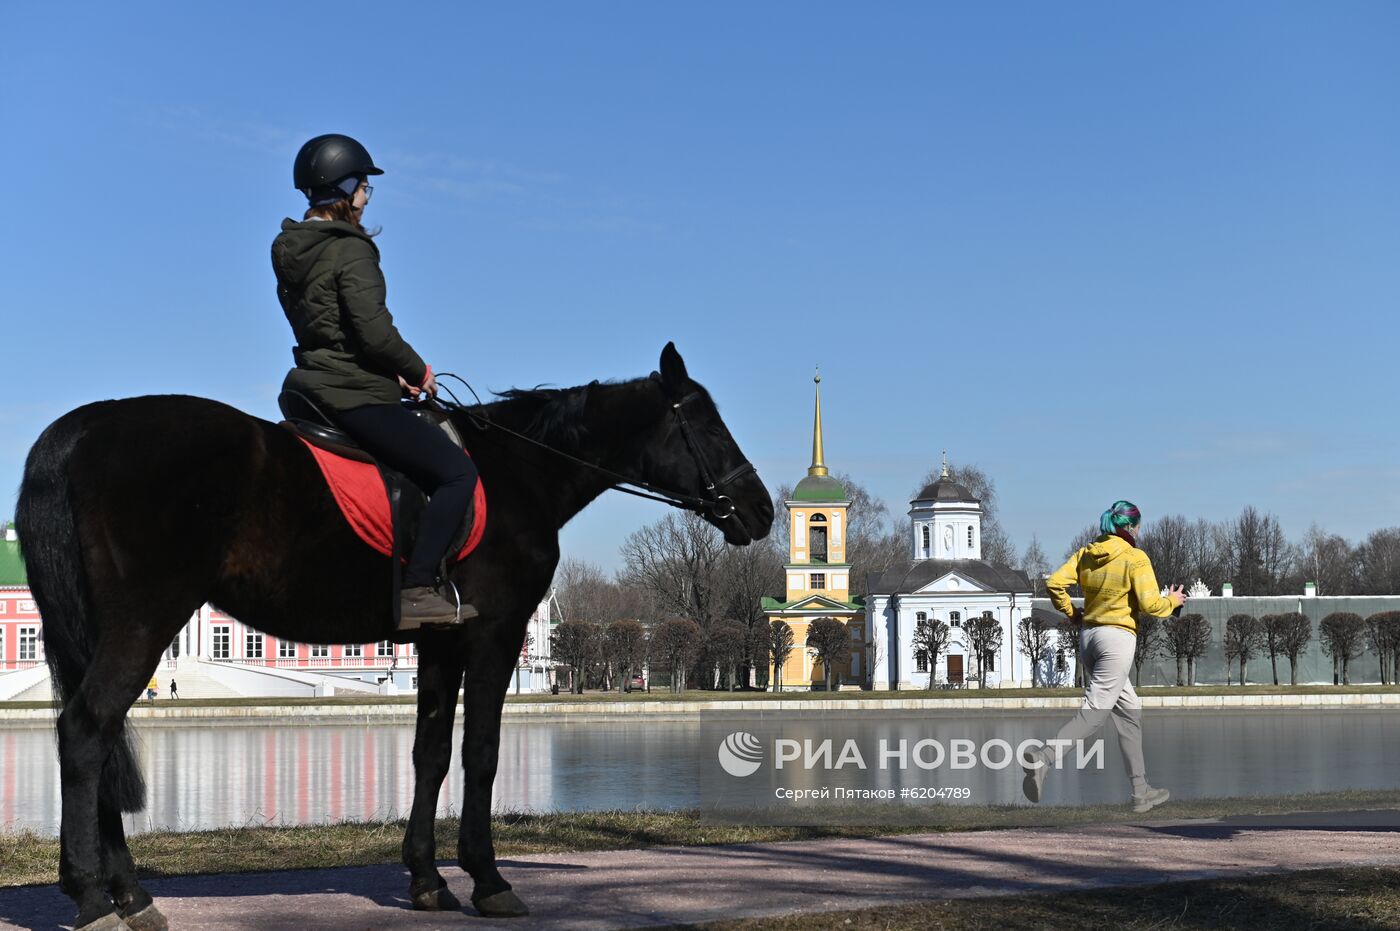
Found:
[4,811,1400,930]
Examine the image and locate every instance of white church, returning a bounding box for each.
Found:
[865,459,1050,689]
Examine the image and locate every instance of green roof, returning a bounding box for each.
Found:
[791,474,847,502]
[762,594,863,612]
[0,539,27,587]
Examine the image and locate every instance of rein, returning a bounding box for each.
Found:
[432,373,753,521]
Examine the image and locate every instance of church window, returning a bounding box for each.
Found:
[810,572,826,590]
[968,526,974,548]
[916,652,928,672]
[949,611,961,628]
[921,525,930,555]
[809,513,828,563]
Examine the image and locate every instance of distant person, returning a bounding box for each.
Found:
[146,675,158,701]
[1023,500,1185,813]
[274,133,478,634]
[169,679,179,701]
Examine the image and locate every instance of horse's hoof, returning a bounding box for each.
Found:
[412,883,462,911]
[76,914,131,931]
[121,904,169,931]
[474,889,529,918]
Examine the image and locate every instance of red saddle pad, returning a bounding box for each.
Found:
[297,437,486,563]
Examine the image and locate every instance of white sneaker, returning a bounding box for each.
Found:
[1132,786,1170,813]
[1021,749,1049,804]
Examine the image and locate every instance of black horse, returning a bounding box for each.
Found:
[16,343,773,931]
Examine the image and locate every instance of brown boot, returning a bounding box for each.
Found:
[397,586,478,637]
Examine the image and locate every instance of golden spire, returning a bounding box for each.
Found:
[941,450,950,479]
[809,367,828,477]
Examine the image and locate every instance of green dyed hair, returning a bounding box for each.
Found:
[1100,500,1142,535]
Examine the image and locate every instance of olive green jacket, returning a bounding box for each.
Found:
[273,218,428,413]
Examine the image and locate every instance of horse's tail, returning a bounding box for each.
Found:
[16,408,146,813]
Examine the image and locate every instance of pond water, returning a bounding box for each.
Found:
[2,709,1396,835]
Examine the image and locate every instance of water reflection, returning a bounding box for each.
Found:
[1,711,1396,836]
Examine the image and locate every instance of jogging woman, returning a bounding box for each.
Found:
[1023,500,1185,812]
[273,133,477,632]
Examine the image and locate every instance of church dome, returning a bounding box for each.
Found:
[913,476,979,505]
[793,473,847,502]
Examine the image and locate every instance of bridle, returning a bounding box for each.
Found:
[432,375,755,523]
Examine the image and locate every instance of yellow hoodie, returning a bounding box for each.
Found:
[1046,534,1174,634]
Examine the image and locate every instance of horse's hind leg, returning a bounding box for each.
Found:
[58,634,167,931]
[100,803,167,931]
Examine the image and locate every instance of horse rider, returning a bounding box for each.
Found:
[273,133,478,633]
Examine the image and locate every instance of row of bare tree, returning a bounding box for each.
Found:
[548,615,858,693]
[1054,509,1400,597]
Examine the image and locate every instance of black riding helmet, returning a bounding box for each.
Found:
[293,133,383,201]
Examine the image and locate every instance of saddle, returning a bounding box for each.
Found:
[277,390,485,630]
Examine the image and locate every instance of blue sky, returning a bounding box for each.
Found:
[4,2,1398,571]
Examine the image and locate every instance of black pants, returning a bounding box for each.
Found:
[334,403,478,589]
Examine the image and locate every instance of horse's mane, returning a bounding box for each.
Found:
[463,377,644,447]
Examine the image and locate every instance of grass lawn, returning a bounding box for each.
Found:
[671,866,1400,930]
[6,683,1400,712]
[4,790,1399,889]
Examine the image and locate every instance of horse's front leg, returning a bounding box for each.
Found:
[402,645,465,911]
[458,637,528,918]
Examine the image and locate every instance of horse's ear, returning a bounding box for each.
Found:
[659,342,688,390]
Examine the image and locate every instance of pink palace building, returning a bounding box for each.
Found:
[0,525,556,700]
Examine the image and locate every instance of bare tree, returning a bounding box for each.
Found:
[967,613,1003,683]
[1259,614,1286,685]
[604,619,648,692]
[714,535,784,684]
[1223,614,1264,686]
[649,618,703,692]
[551,619,600,694]
[1297,524,1357,596]
[620,512,728,629]
[1057,614,1085,687]
[1356,528,1400,595]
[1186,518,1227,593]
[554,558,630,624]
[1319,612,1365,685]
[1020,536,1049,597]
[706,622,747,691]
[806,617,852,692]
[912,616,951,688]
[1364,612,1400,685]
[1016,615,1053,687]
[1133,615,1166,686]
[1164,614,1211,685]
[769,620,796,691]
[1221,506,1294,595]
[1138,515,1192,590]
[1276,612,1313,686]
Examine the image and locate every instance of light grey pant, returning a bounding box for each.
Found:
[1047,624,1147,793]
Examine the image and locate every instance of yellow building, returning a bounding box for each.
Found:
[761,373,865,690]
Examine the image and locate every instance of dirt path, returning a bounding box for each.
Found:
[3,810,1398,930]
